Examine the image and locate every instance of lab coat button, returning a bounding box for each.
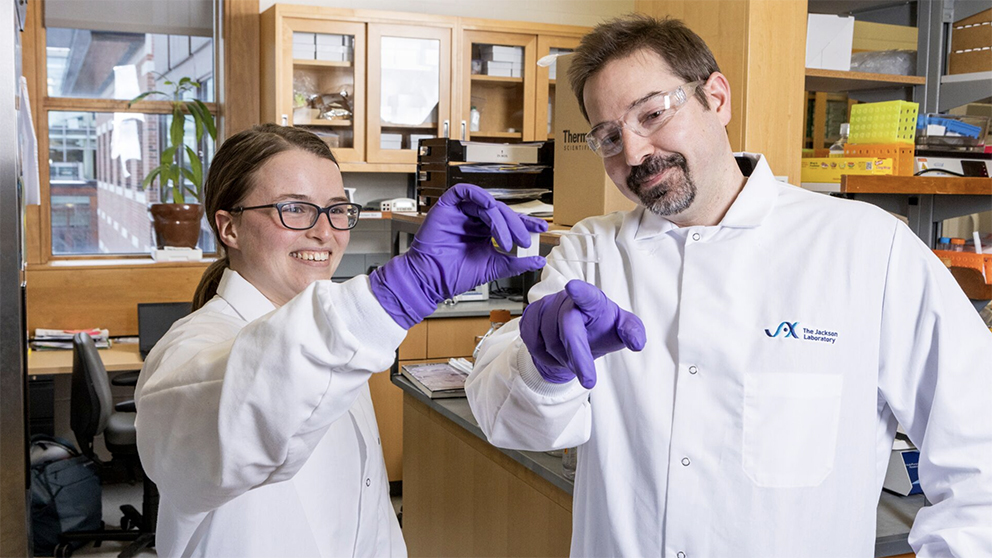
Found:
[688,365,698,375]
[681,457,691,466]
[677,552,686,558]
[365,478,371,487]
[691,232,700,241]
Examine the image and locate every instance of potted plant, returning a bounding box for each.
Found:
[129,76,217,250]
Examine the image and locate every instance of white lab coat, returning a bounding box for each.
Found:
[467,154,992,557]
[135,269,407,558]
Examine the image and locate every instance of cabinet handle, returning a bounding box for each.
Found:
[281,114,288,126]
[443,120,450,138]
[460,120,467,141]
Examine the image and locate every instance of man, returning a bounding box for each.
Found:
[466,14,992,557]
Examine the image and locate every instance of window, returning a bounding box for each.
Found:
[42,3,218,258]
[48,111,216,256]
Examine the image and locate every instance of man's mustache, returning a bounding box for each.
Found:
[627,153,688,193]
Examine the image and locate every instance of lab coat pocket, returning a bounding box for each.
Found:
[742,372,843,488]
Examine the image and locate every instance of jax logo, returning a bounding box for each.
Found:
[765,321,799,339]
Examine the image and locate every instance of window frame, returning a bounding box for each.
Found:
[26,4,222,263]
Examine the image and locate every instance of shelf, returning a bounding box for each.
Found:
[471,74,524,84]
[938,71,992,112]
[839,175,992,195]
[471,131,523,139]
[380,123,436,130]
[293,59,353,68]
[296,119,352,127]
[804,68,926,92]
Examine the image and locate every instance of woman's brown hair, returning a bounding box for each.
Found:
[191,124,338,310]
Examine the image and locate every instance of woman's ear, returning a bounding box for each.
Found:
[704,72,732,127]
[215,210,239,251]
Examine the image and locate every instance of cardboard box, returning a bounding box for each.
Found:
[883,448,923,496]
[800,157,894,183]
[806,14,855,71]
[553,54,635,227]
[950,8,991,74]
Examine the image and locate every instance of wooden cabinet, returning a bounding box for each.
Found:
[367,23,453,164]
[263,7,587,169]
[371,316,492,482]
[456,20,587,144]
[261,12,367,162]
[535,35,580,141]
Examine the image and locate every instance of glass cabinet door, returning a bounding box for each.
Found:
[367,24,451,164]
[535,36,579,141]
[282,18,365,162]
[461,30,537,143]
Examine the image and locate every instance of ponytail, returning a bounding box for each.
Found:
[192,256,229,311]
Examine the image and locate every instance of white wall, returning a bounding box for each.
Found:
[258,0,635,28]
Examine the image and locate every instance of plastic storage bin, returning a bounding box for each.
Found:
[916,113,990,150]
[849,100,919,144]
[843,143,915,176]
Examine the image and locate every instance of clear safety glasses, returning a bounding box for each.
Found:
[232,201,362,231]
[586,80,704,158]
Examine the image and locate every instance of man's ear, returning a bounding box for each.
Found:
[703,72,732,127]
[215,210,240,251]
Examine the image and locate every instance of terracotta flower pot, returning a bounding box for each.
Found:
[149,203,203,249]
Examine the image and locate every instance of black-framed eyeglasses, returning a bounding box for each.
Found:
[232,201,362,230]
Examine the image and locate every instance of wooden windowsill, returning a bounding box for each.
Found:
[28,258,216,271]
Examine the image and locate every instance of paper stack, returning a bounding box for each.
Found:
[31,328,111,350]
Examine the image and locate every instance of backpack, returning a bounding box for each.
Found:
[30,435,102,556]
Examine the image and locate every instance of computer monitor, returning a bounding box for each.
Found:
[137,302,192,359]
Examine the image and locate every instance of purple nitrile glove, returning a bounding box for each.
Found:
[370,183,547,329]
[520,279,646,389]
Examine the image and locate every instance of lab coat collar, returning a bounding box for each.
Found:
[632,152,778,240]
[718,153,779,229]
[216,268,278,324]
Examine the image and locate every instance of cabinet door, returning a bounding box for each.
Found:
[461,30,537,143]
[367,24,452,164]
[534,35,580,141]
[281,18,366,162]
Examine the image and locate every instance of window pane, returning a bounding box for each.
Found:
[49,111,216,256]
[46,28,214,101]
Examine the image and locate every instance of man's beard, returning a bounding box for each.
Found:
[626,153,696,216]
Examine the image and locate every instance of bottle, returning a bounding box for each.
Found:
[562,446,577,481]
[950,237,966,252]
[936,237,952,251]
[470,106,481,132]
[473,309,511,360]
[828,123,849,157]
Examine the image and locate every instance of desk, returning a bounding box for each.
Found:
[27,344,143,377]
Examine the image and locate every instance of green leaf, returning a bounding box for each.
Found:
[141,166,163,189]
[127,90,167,107]
[170,107,185,152]
[179,77,192,87]
[184,145,203,189]
[160,146,178,166]
[193,99,217,140]
[186,101,205,144]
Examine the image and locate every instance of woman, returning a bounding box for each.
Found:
[135,124,545,557]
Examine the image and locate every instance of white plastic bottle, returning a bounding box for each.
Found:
[470,106,481,132]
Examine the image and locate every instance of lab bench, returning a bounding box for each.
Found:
[393,374,924,557]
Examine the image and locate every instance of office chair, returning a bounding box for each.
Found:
[55,333,157,558]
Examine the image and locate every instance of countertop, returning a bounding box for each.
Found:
[392,375,923,557]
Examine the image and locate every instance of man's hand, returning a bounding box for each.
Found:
[520,280,646,389]
[371,184,547,329]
